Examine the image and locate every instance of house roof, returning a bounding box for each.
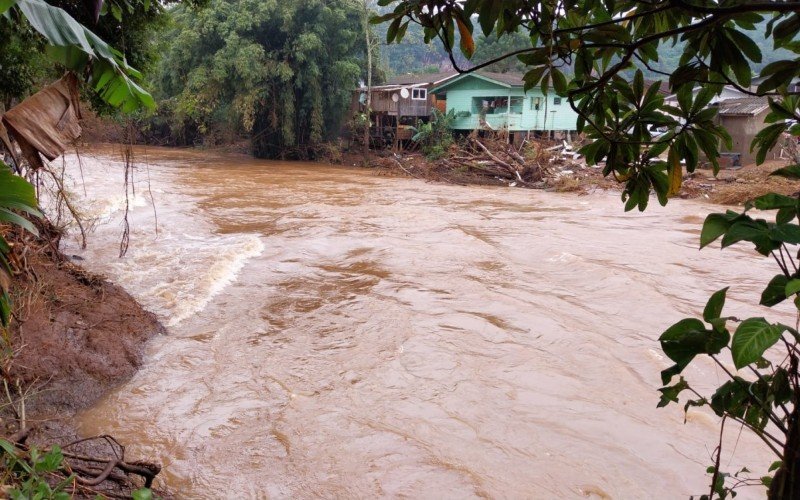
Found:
[716,97,769,116]
[474,71,526,86]
[385,71,458,86]
[430,71,527,93]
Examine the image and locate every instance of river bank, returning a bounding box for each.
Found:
[80,115,798,206]
[337,148,797,205]
[2,218,165,494]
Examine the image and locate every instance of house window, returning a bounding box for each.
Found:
[509,97,524,114]
[471,96,524,114]
[411,88,427,100]
[473,97,504,114]
[553,97,562,105]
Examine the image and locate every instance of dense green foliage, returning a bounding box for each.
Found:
[147,0,366,158]
[0,0,164,113]
[659,173,800,498]
[376,1,800,497]
[0,18,48,109]
[0,0,155,112]
[0,440,71,500]
[0,162,41,327]
[411,108,456,159]
[376,1,799,210]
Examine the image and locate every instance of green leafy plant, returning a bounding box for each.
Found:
[411,108,456,159]
[0,439,72,500]
[657,175,800,497]
[374,0,799,210]
[1,0,154,112]
[0,161,41,327]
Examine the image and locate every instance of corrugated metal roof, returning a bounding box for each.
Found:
[385,71,457,86]
[474,71,526,86]
[717,97,769,116]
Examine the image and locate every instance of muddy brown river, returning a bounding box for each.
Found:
[54,146,786,498]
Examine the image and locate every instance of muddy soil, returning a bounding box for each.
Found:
[5,243,164,444]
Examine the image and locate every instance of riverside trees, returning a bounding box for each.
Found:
[150,0,366,158]
[375,1,800,497]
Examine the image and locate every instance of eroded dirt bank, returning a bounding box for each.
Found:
[6,236,164,443]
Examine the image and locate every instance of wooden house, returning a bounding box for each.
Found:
[354,72,456,145]
[430,71,580,143]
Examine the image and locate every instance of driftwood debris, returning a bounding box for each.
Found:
[381,131,585,188]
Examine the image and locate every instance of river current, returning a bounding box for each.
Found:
[54,145,785,498]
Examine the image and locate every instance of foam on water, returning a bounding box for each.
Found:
[55,150,264,327]
[83,192,150,221]
[107,233,264,326]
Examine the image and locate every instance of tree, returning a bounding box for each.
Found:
[0,0,162,113]
[151,0,366,158]
[362,0,378,156]
[375,1,800,498]
[0,18,48,111]
[471,31,532,74]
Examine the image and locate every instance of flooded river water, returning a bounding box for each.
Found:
[56,146,785,498]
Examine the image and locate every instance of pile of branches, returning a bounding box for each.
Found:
[386,131,580,187]
[443,133,548,186]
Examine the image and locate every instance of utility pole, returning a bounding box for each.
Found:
[362,0,372,157]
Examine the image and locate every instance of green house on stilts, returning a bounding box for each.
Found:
[431,71,579,144]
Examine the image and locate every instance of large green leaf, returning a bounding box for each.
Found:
[771,165,800,180]
[0,163,41,218]
[0,0,17,14]
[700,213,733,248]
[731,318,784,369]
[750,193,797,211]
[659,318,729,379]
[761,274,790,306]
[14,0,154,112]
[703,287,728,323]
[0,208,38,236]
[786,279,800,297]
[721,220,769,248]
[770,224,800,244]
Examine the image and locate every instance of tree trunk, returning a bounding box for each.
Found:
[770,399,800,499]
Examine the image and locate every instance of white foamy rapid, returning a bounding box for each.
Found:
[54,147,264,327]
[117,232,265,326]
